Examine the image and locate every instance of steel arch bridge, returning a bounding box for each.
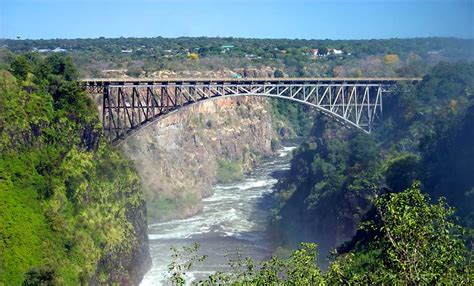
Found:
[81,77,421,143]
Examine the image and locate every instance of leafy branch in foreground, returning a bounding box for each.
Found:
[169,183,472,285]
[168,243,208,285]
[168,242,324,285]
[327,182,471,285]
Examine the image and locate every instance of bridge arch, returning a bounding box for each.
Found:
[112,93,354,146]
[81,78,421,143]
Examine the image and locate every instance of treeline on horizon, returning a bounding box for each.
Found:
[3,36,473,55]
[1,37,473,78]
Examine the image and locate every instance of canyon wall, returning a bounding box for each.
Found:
[119,96,285,223]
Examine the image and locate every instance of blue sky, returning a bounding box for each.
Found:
[1,0,473,39]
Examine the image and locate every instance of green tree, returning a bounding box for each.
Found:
[273,69,284,78]
[384,153,420,193]
[348,133,378,168]
[10,55,32,80]
[168,243,324,285]
[125,65,142,77]
[44,54,78,81]
[328,182,470,285]
[317,47,328,56]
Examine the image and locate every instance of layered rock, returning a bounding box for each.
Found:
[119,96,279,223]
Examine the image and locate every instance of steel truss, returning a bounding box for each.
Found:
[91,82,391,143]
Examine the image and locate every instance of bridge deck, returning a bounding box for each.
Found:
[82,77,421,142]
[81,77,422,85]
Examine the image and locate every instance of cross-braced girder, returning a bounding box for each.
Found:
[81,78,420,143]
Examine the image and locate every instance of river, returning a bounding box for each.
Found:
[140,142,297,285]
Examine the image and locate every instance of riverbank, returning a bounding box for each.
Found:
[119,97,283,223]
[140,141,298,285]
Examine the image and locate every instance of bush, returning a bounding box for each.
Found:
[22,266,55,286]
[216,159,244,183]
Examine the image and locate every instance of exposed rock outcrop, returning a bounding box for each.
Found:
[120,96,279,223]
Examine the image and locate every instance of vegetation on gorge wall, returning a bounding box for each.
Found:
[216,159,244,184]
[164,61,473,284]
[268,61,474,276]
[0,54,150,285]
[2,37,473,284]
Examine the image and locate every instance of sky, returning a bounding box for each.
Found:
[1,0,473,40]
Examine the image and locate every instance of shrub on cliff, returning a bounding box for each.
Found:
[216,159,244,184]
[168,242,324,285]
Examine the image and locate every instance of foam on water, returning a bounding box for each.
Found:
[214,178,273,191]
[279,146,297,157]
[141,142,298,285]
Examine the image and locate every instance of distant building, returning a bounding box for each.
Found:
[221,45,234,49]
[327,48,343,55]
[121,49,133,53]
[102,69,127,74]
[33,47,67,53]
[232,73,243,79]
[245,54,258,59]
[35,48,51,53]
[52,47,67,53]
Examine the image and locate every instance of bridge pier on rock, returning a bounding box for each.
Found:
[81,78,421,143]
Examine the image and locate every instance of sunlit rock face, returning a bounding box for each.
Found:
[119,96,279,223]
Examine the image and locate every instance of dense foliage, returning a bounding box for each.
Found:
[381,61,474,227]
[1,37,473,284]
[269,61,474,272]
[329,183,470,284]
[168,184,471,284]
[1,37,473,78]
[269,99,314,137]
[269,119,382,258]
[163,62,473,285]
[0,54,148,284]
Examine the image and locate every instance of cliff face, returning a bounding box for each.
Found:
[120,96,279,223]
[0,63,150,286]
[89,199,151,285]
[271,119,379,264]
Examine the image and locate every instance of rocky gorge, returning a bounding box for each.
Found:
[119,96,292,223]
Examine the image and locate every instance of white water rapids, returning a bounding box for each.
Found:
[140,143,297,285]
